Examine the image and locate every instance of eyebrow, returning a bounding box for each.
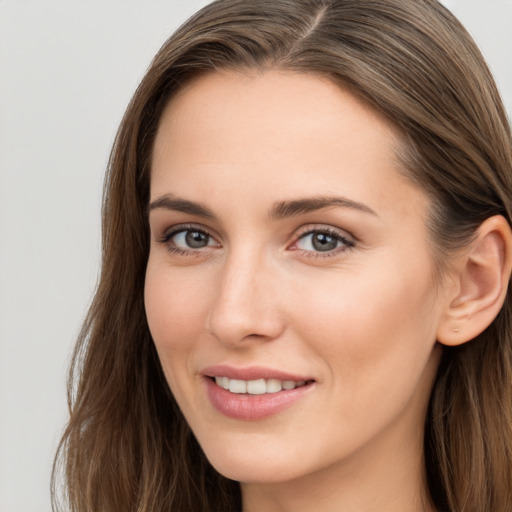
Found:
[148,194,377,220]
[268,196,378,220]
[148,195,216,219]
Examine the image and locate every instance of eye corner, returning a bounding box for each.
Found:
[289,225,356,258]
[155,223,222,256]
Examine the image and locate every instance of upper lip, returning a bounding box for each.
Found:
[201,364,314,382]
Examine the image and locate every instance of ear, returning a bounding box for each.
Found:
[437,215,512,346]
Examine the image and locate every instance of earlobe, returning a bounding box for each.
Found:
[437,215,512,347]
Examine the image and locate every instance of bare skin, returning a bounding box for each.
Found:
[145,69,459,511]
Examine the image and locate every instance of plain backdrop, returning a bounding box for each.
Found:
[0,1,511,511]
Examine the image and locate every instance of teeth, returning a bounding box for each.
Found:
[215,376,230,390]
[214,377,308,394]
[229,379,247,394]
[247,379,266,395]
[266,378,282,393]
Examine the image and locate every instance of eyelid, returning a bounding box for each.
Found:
[155,222,355,258]
[157,223,221,252]
[158,223,206,241]
[288,224,356,256]
[294,223,355,240]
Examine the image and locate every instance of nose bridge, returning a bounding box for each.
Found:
[207,244,283,345]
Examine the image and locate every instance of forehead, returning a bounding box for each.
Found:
[153,69,398,166]
[151,69,426,223]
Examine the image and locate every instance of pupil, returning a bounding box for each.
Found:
[185,231,208,248]
[312,233,337,252]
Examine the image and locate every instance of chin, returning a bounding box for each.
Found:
[210,457,302,484]
[205,447,276,482]
[196,432,317,484]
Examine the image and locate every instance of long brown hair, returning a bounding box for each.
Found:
[52,1,512,510]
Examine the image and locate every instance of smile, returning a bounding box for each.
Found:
[214,376,308,394]
[203,368,315,420]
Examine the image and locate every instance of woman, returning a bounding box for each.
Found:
[52,0,512,510]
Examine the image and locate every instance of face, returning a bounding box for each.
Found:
[145,70,446,487]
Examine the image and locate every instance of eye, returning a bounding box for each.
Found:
[158,225,220,254]
[293,228,355,255]
[173,230,213,249]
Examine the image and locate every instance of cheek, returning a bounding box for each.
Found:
[144,262,212,355]
[290,254,439,382]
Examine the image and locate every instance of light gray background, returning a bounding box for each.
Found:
[0,1,511,511]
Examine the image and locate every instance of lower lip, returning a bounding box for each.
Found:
[204,378,314,420]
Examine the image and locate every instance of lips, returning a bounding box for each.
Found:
[202,365,315,420]
[202,364,312,382]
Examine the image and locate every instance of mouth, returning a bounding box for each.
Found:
[202,366,315,420]
[210,376,313,395]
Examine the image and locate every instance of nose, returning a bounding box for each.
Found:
[206,250,286,347]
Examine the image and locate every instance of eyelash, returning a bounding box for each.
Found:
[157,224,217,256]
[292,227,355,258]
[157,224,356,258]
